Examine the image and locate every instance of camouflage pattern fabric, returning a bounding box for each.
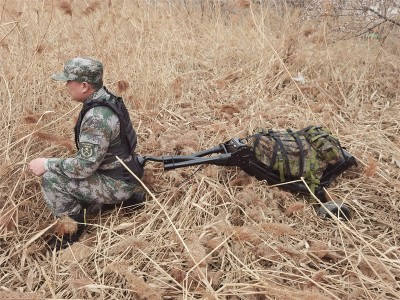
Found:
[245,126,342,192]
[251,132,314,177]
[43,87,142,217]
[52,57,103,83]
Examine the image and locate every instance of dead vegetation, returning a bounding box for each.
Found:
[0,0,399,299]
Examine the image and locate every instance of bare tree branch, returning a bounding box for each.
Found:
[365,6,400,26]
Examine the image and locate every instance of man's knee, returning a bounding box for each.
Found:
[42,171,81,216]
[42,171,69,193]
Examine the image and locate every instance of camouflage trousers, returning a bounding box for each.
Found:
[42,171,142,217]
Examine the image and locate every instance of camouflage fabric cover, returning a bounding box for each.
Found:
[43,87,142,217]
[244,126,342,192]
[51,57,103,83]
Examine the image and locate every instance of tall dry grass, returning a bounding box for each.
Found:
[0,0,399,299]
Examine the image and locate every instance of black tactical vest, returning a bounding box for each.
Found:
[74,87,143,183]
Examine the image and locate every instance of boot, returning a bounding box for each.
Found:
[101,192,146,212]
[120,192,146,208]
[46,212,86,251]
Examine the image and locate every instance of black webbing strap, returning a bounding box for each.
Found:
[252,133,263,158]
[270,142,279,168]
[287,129,304,177]
[269,130,291,178]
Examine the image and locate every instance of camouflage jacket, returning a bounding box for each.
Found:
[45,87,139,180]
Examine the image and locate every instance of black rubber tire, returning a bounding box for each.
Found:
[317,201,351,221]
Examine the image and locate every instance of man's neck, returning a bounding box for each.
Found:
[83,87,106,103]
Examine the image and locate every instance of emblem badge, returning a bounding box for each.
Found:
[81,143,94,158]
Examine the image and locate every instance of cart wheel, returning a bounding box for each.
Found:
[317,201,351,220]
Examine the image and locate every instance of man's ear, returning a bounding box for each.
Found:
[82,82,91,93]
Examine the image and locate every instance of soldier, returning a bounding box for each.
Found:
[28,57,144,249]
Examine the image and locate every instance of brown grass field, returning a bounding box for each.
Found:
[0,0,399,299]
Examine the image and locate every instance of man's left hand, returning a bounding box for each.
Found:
[28,158,48,177]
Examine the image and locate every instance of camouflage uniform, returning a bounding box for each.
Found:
[43,57,143,217]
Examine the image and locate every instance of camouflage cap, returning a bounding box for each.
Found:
[52,57,103,83]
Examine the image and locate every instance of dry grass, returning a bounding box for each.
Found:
[0,0,399,299]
